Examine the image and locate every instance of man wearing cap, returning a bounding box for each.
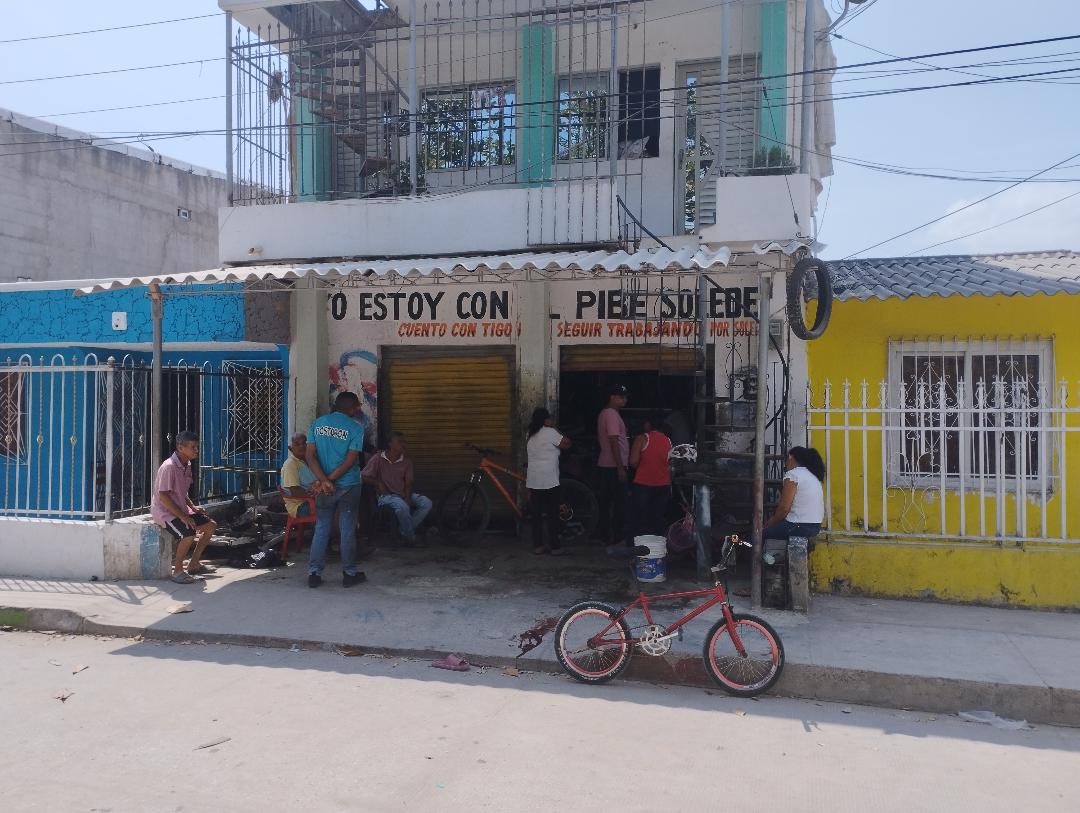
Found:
[596,384,630,548]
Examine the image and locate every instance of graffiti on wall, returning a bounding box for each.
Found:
[328,348,378,439]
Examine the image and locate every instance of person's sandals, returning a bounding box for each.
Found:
[170,571,196,584]
[187,564,217,575]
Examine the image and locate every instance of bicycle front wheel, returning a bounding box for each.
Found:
[703,613,784,697]
[438,481,491,537]
[556,479,599,544]
[554,601,633,684]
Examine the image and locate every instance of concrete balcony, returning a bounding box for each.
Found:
[218,179,619,264]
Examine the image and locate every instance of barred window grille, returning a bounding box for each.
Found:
[0,371,23,460]
[221,362,284,458]
[557,74,609,161]
[889,341,1049,484]
[422,84,516,171]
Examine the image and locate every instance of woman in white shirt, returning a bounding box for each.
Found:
[763,446,826,555]
[526,407,572,556]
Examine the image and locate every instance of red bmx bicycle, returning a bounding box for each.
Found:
[553,535,784,697]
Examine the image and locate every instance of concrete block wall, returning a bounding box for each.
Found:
[0,111,228,284]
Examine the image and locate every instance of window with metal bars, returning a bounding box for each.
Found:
[888,341,1050,485]
[421,84,516,171]
[556,74,609,161]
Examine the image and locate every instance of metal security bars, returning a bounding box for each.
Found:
[226,0,787,240]
[807,369,1080,544]
[0,355,286,521]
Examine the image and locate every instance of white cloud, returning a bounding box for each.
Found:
[914,184,1080,256]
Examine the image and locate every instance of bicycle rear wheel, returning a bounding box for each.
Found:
[703,613,784,697]
[554,601,633,684]
[438,481,491,537]
[556,479,598,544]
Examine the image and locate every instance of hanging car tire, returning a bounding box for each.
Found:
[786,257,833,340]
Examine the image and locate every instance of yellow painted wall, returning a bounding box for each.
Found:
[806,292,1080,609]
[811,538,1080,609]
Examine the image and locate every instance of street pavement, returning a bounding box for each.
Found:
[1,630,1078,813]
[2,539,1079,725]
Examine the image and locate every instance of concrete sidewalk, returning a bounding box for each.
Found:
[2,541,1078,726]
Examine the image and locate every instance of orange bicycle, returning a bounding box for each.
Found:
[438,443,598,542]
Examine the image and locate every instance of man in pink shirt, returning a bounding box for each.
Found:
[151,431,218,584]
[596,384,629,548]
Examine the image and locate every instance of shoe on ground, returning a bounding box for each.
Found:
[170,571,196,584]
[308,573,323,589]
[343,571,367,588]
[187,563,217,575]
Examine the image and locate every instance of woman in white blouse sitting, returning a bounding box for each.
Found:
[764,446,826,555]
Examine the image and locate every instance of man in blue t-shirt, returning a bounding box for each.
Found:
[305,391,366,588]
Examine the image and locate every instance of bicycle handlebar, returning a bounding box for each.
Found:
[464,443,503,457]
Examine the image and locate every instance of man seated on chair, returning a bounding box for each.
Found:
[280,432,318,517]
[361,431,433,545]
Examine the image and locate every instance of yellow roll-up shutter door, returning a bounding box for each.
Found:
[381,347,516,502]
[560,345,699,374]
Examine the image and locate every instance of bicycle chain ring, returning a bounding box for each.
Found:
[637,624,672,657]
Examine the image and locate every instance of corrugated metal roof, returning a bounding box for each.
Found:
[0,240,813,294]
[70,247,736,293]
[831,251,1080,302]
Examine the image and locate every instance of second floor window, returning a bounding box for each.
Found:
[557,75,609,161]
[421,84,516,170]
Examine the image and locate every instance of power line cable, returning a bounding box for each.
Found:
[907,188,1080,255]
[0,13,221,45]
[841,150,1080,258]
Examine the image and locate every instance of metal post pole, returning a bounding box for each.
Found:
[104,357,116,520]
[225,12,235,204]
[149,284,164,471]
[717,0,730,171]
[750,270,773,608]
[694,272,710,579]
[608,10,618,180]
[798,0,816,174]
[408,0,419,194]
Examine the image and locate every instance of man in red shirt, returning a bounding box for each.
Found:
[596,384,629,548]
[362,431,433,544]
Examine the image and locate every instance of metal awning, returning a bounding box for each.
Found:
[61,241,811,295]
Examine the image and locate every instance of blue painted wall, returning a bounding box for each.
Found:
[0,283,246,344]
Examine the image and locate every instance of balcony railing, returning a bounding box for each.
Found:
[227,0,799,241]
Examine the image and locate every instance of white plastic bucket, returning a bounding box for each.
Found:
[633,535,667,583]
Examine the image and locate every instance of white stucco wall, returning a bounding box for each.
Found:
[0,516,171,581]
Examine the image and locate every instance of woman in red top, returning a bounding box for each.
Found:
[625,413,673,546]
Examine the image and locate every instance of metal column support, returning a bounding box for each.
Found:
[694,272,710,579]
[103,357,116,520]
[408,0,419,194]
[608,10,619,180]
[149,283,164,472]
[717,0,730,170]
[750,271,773,608]
[225,12,234,204]
[798,0,816,174]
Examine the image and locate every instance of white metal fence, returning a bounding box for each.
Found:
[807,379,1080,543]
[0,354,286,521]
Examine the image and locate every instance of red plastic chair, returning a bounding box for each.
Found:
[279,487,316,561]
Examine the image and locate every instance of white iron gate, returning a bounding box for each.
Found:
[807,378,1080,543]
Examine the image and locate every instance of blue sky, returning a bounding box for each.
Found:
[1,0,1077,259]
